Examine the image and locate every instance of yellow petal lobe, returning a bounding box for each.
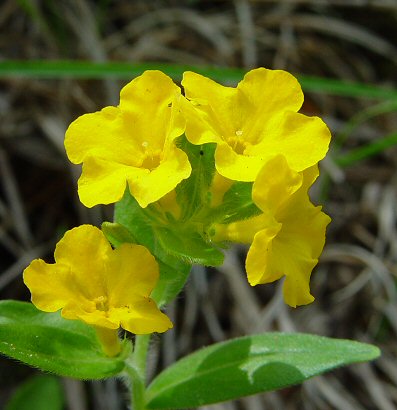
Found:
[252,155,302,213]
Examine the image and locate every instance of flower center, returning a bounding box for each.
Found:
[94,296,109,312]
[227,131,248,155]
[140,141,161,170]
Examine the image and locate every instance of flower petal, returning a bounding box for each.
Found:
[106,244,159,307]
[252,155,303,213]
[120,71,184,149]
[248,200,330,307]
[246,112,331,173]
[246,223,317,307]
[274,208,328,308]
[246,156,331,306]
[182,68,303,144]
[23,259,88,312]
[115,300,173,334]
[245,224,283,286]
[238,68,304,118]
[213,213,273,244]
[65,106,143,166]
[23,225,111,313]
[182,72,238,143]
[53,225,112,299]
[63,305,119,329]
[77,157,148,208]
[179,96,222,146]
[127,146,191,208]
[214,142,265,181]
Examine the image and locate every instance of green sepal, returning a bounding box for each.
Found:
[175,137,216,221]
[115,191,224,267]
[153,225,224,266]
[209,181,261,224]
[0,300,128,380]
[145,332,380,409]
[101,221,137,246]
[5,375,64,410]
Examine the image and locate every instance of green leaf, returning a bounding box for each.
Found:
[5,375,64,410]
[0,61,396,100]
[146,332,380,409]
[298,75,397,100]
[335,131,397,167]
[175,137,216,220]
[0,300,127,380]
[333,100,397,151]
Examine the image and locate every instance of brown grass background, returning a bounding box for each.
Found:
[0,1,397,409]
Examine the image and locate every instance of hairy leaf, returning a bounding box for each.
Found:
[146,332,380,409]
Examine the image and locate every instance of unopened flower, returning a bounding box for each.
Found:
[23,225,172,355]
[65,71,191,208]
[181,68,331,182]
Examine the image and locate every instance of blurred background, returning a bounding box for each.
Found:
[0,0,396,409]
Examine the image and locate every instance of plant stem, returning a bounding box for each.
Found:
[126,334,151,410]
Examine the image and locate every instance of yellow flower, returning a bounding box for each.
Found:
[65,71,191,208]
[23,225,172,356]
[213,155,331,307]
[181,68,331,182]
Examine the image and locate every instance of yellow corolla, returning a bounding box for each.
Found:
[65,71,191,208]
[181,68,331,182]
[23,225,172,356]
[213,155,331,307]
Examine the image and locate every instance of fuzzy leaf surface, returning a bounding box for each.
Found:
[146,332,380,409]
[0,301,127,379]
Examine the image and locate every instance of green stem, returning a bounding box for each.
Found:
[125,334,151,410]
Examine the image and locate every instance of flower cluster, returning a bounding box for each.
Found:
[24,68,331,355]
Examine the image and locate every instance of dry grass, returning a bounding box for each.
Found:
[1,1,397,409]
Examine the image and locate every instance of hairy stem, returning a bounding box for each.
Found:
[126,334,151,410]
